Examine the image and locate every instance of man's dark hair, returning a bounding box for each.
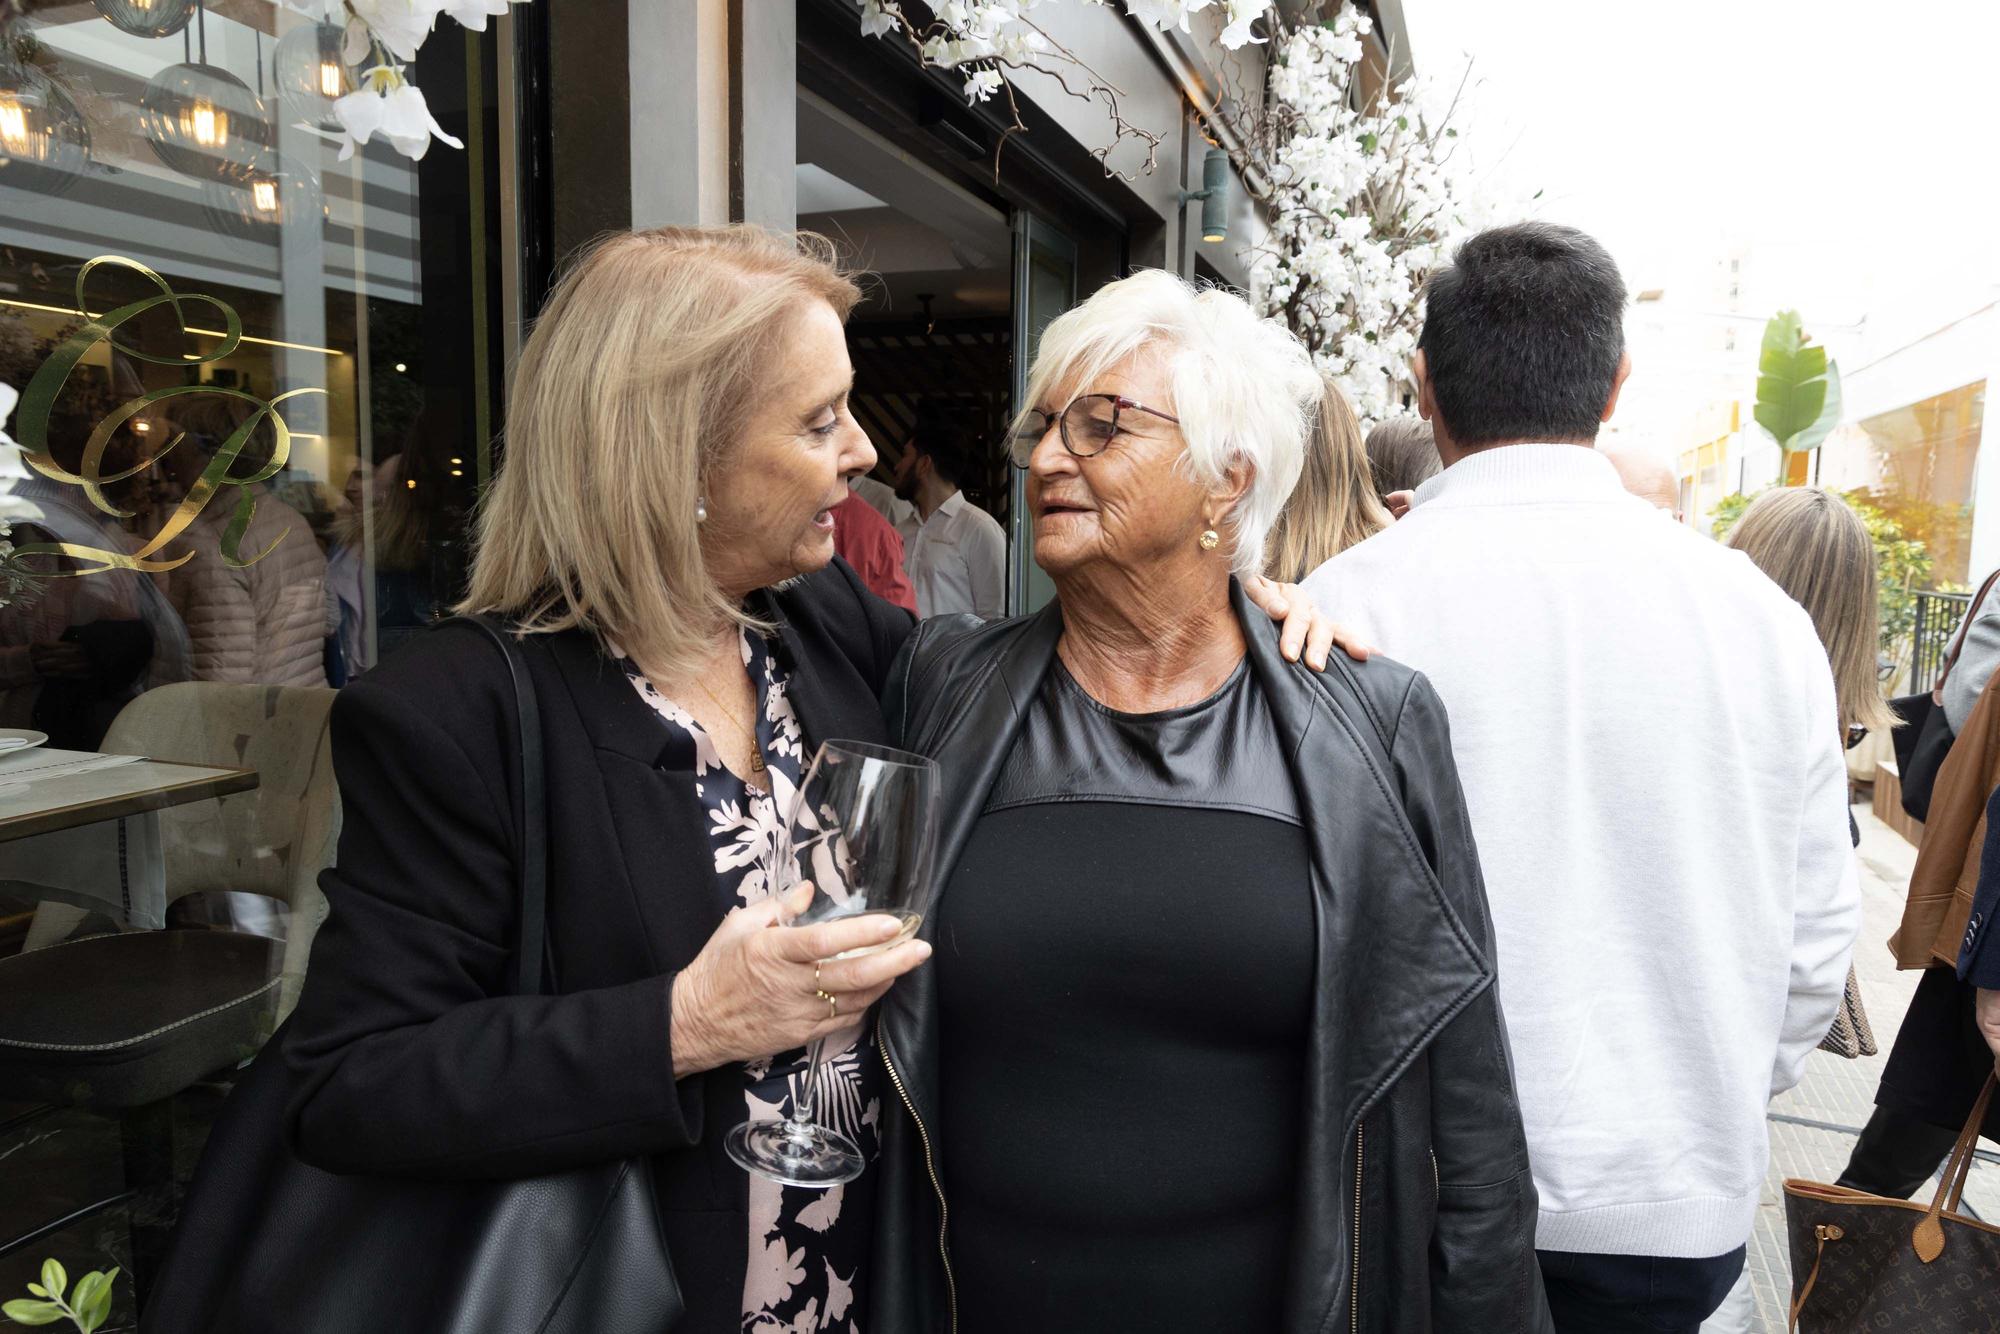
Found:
[1418,222,1627,448]
[908,403,977,488]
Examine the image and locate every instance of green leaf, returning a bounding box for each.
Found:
[37,1262,64,1305]
[86,1275,114,1327]
[1360,132,1379,153]
[1,1299,65,1326]
[69,1274,105,1326]
[1752,311,1836,451]
[24,1287,45,1300]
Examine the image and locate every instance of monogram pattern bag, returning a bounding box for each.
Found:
[1783,1075,1999,1332]
[1816,967,1877,1059]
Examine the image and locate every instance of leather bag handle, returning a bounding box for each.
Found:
[1912,1072,1996,1262]
[442,614,552,999]
[1934,569,2000,699]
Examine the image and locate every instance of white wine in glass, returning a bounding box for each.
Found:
[724,739,939,1188]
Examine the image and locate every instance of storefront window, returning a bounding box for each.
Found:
[0,3,508,1316]
[1820,380,1986,584]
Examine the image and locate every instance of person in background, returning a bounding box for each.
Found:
[1303,222,1860,1334]
[848,466,918,546]
[1263,372,1390,582]
[1363,413,1440,518]
[892,404,1006,619]
[831,480,916,613]
[1702,485,1895,1334]
[1601,441,1683,520]
[163,398,329,686]
[872,268,1547,1334]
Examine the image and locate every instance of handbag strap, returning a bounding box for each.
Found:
[1912,1072,1996,1262]
[1934,568,2000,696]
[441,614,551,1000]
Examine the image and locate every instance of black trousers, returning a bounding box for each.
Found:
[1537,1247,1745,1334]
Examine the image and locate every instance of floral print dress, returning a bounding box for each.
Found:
[618,630,882,1333]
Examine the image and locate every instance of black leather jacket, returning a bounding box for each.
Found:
[868,583,1553,1334]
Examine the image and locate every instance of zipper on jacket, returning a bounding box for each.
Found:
[1351,1122,1364,1334]
[881,1040,957,1334]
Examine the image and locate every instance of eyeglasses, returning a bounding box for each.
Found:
[1009,393,1180,467]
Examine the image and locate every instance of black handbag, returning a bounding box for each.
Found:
[1892,569,2000,822]
[143,616,681,1334]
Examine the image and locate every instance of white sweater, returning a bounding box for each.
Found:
[1303,445,1859,1259]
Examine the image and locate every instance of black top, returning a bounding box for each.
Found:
[936,659,1314,1331]
[275,561,913,1334]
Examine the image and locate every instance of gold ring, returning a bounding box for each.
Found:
[815,988,839,1019]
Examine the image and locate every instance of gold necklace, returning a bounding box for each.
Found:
[689,675,766,774]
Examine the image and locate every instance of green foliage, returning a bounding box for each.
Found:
[1709,487,1932,656]
[5,1261,117,1333]
[1753,310,1843,460]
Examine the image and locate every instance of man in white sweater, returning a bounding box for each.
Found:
[1304,222,1859,1334]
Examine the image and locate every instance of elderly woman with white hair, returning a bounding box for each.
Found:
[868,271,1551,1334]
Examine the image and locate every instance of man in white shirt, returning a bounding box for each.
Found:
[893,410,1006,619]
[1303,222,1859,1334]
[848,472,919,547]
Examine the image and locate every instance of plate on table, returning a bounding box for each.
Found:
[0,729,49,755]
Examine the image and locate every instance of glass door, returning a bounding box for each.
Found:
[1009,212,1077,615]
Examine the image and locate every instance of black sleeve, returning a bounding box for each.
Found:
[1390,674,1554,1334]
[282,676,702,1180]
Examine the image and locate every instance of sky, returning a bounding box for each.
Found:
[1400,0,2000,442]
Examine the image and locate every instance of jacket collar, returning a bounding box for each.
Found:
[1414,441,1628,511]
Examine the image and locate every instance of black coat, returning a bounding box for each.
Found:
[281,561,914,1333]
[869,582,1553,1334]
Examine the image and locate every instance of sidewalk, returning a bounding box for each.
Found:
[1737,801,1999,1329]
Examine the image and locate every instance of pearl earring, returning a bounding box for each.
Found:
[696,495,708,523]
[1198,528,1220,551]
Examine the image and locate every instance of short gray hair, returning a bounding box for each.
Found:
[1017,270,1321,576]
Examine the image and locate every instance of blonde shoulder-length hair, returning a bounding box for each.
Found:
[1265,374,1391,582]
[1726,486,1898,735]
[458,225,860,681]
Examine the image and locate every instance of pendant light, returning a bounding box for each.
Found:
[271,19,352,129]
[0,58,93,197]
[92,0,198,40]
[138,2,269,182]
[200,149,325,244]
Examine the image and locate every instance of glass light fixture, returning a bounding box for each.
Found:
[271,19,353,129]
[139,61,268,182]
[0,59,93,197]
[199,150,325,244]
[92,0,197,39]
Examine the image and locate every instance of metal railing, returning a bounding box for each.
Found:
[1903,589,1973,695]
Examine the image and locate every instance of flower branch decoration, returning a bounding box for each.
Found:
[854,0,1272,183]
[1239,8,1491,423]
[279,0,527,161]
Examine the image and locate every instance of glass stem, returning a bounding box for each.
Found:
[787,1034,829,1141]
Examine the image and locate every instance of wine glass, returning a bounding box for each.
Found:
[724,738,939,1188]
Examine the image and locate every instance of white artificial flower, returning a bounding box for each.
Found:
[857,0,902,38]
[347,0,442,63]
[964,67,1005,101]
[436,0,529,31]
[331,67,464,161]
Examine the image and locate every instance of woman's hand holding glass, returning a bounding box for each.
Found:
[669,879,932,1080]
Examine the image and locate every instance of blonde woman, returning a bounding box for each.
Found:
[1725,487,1895,742]
[1264,373,1391,581]
[270,227,1346,1333]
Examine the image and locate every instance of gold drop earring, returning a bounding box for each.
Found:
[1198,526,1220,551]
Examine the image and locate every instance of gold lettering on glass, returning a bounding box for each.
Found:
[12,256,327,575]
